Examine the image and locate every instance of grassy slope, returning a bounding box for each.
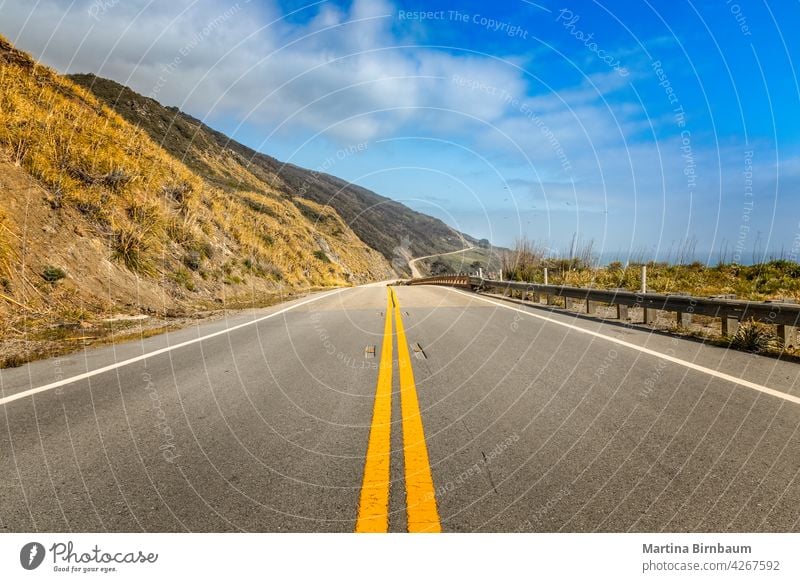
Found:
[68,74,474,273]
[0,35,393,335]
[418,247,502,276]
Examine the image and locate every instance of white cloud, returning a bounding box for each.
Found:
[0,0,546,141]
[3,0,797,252]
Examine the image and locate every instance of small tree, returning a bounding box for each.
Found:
[429,258,449,275]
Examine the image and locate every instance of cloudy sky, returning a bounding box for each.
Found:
[2,0,799,261]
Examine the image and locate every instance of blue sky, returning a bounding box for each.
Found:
[2,0,799,261]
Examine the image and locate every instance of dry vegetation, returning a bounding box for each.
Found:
[501,236,800,301]
[0,35,392,367]
[495,237,800,356]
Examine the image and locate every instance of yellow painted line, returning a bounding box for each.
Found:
[392,288,442,533]
[355,288,394,532]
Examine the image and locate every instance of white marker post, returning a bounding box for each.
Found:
[641,265,655,324]
[544,268,552,305]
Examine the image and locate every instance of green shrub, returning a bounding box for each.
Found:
[183,251,202,271]
[728,320,782,353]
[162,180,193,204]
[195,241,215,259]
[126,198,163,230]
[42,265,66,283]
[171,267,195,291]
[313,250,330,263]
[111,227,154,274]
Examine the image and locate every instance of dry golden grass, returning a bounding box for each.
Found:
[0,34,390,296]
[501,237,800,302]
[0,209,13,278]
[0,34,392,367]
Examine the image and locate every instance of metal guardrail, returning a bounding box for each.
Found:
[407,275,800,343]
[408,275,472,288]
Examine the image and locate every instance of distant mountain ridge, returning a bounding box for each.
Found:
[68,73,475,272]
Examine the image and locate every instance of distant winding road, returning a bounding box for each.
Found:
[408,246,476,278]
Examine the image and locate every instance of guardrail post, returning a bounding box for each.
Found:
[640,266,656,324]
[586,299,597,314]
[676,311,692,327]
[616,304,629,320]
[777,324,796,347]
[721,312,739,336]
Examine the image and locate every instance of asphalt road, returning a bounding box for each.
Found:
[2,284,800,532]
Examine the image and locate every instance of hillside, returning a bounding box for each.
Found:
[68,73,474,272]
[419,246,502,277]
[0,35,396,364]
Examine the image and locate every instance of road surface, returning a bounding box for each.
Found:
[1,284,800,532]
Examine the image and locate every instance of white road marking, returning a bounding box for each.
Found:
[446,287,800,407]
[0,288,348,407]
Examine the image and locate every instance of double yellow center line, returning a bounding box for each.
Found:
[355,287,441,533]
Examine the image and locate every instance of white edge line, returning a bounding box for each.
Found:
[447,287,800,407]
[0,288,348,407]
